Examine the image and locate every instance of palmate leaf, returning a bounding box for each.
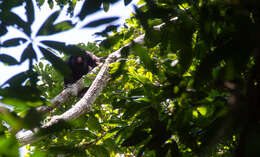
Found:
[25,0,35,25]
[48,0,54,9]
[41,40,86,56]
[39,46,71,77]
[77,0,102,20]
[0,54,19,65]
[0,86,42,107]
[1,72,28,87]
[1,38,27,47]
[36,10,60,36]
[1,12,31,36]
[0,0,23,11]
[20,43,37,63]
[53,21,74,32]
[124,0,132,6]
[83,17,119,28]
[103,2,110,12]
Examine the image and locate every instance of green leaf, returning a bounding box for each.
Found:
[0,25,8,36]
[53,21,74,32]
[124,0,132,6]
[41,40,86,56]
[122,126,150,146]
[0,54,19,65]
[36,0,45,7]
[39,46,71,77]
[100,34,121,49]
[77,0,102,20]
[23,108,43,129]
[0,86,42,106]
[48,0,54,9]
[103,2,110,12]
[30,151,46,157]
[87,116,102,131]
[1,38,27,47]
[83,17,119,28]
[36,10,60,35]
[132,43,158,74]
[2,12,31,35]
[20,43,37,63]
[0,136,19,157]
[2,72,28,87]
[88,145,110,157]
[0,0,23,10]
[25,0,35,25]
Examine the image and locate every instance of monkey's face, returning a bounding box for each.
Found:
[70,56,84,65]
[76,57,83,64]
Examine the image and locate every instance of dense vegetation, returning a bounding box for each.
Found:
[0,0,259,156]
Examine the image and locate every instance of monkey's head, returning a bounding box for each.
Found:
[76,56,83,64]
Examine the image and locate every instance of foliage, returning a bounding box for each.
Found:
[1,0,260,156]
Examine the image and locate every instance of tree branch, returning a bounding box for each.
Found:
[16,35,145,145]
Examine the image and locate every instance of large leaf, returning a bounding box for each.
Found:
[0,0,23,11]
[132,43,158,74]
[36,10,60,36]
[83,17,119,28]
[1,12,31,36]
[124,0,132,6]
[103,2,110,12]
[47,0,54,9]
[1,38,27,47]
[1,72,28,87]
[20,43,37,63]
[41,40,86,56]
[0,86,42,106]
[88,145,110,157]
[0,54,19,65]
[0,136,19,157]
[25,0,35,25]
[0,24,8,36]
[77,0,102,20]
[121,126,150,146]
[39,46,71,77]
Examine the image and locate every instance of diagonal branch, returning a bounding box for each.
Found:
[16,35,145,146]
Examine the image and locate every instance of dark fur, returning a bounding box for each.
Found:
[64,52,99,87]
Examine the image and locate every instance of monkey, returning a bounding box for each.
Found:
[64,52,100,96]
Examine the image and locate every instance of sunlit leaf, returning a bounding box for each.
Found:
[53,21,74,32]
[0,136,19,157]
[132,43,158,74]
